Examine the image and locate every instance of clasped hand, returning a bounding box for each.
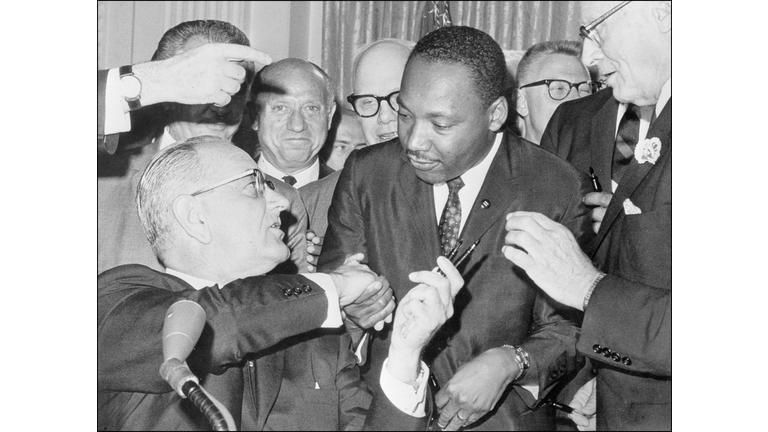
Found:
[329,253,395,331]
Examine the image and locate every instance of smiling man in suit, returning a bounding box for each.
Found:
[319,26,592,431]
[503,1,672,430]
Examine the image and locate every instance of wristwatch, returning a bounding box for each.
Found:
[119,65,142,111]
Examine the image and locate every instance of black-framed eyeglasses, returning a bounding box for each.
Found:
[579,0,631,47]
[191,168,275,197]
[346,91,400,118]
[519,79,599,100]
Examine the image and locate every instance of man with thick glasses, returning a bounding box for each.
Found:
[98,136,465,430]
[515,40,594,145]
[505,2,671,430]
[349,38,415,146]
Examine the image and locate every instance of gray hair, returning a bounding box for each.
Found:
[516,40,584,87]
[151,19,255,76]
[136,136,217,259]
[352,38,416,80]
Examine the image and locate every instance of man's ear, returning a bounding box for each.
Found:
[172,195,212,245]
[488,95,508,132]
[516,91,529,118]
[653,1,672,33]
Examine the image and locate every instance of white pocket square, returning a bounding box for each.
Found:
[623,198,642,215]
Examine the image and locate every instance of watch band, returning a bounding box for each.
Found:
[119,65,142,111]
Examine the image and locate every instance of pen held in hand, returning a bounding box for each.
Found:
[548,400,595,419]
[435,238,480,277]
[589,167,603,192]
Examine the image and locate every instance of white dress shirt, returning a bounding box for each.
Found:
[258,156,320,189]
[165,267,428,417]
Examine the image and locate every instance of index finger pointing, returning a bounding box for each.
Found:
[221,44,273,66]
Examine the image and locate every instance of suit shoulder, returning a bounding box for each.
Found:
[509,135,586,187]
[341,139,403,181]
[98,264,168,294]
[553,88,615,121]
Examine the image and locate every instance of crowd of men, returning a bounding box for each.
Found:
[98,1,671,430]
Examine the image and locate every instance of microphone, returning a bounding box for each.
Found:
[159,300,236,431]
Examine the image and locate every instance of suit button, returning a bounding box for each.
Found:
[593,344,602,353]
[293,286,303,295]
[303,284,312,292]
[611,353,621,362]
[602,349,612,358]
[550,371,558,379]
[622,357,632,366]
[283,288,293,297]
[559,365,566,373]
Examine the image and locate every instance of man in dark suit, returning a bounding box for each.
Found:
[503,1,671,430]
[99,136,465,430]
[249,58,337,189]
[318,26,592,431]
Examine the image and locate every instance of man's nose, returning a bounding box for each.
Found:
[581,38,604,67]
[402,121,430,152]
[287,109,307,132]
[377,101,396,124]
[265,187,289,213]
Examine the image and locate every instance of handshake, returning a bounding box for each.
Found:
[329,252,464,370]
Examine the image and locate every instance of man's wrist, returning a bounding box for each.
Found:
[387,345,423,385]
[502,345,529,382]
[131,61,163,107]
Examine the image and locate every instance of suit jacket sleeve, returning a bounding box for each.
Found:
[98,266,330,393]
[515,172,593,406]
[578,275,671,376]
[98,69,120,155]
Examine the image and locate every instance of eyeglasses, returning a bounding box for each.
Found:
[580,0,631,47]
[519,79,599,100]
[191,168,275,197]
[346,91,400,118]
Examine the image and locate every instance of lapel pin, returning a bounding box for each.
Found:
[480,199,490,209]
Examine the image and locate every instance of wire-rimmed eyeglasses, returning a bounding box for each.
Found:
[519,79,600,101]
[347,91,400,118]
[579,1,631,47]
[191,168,275,197]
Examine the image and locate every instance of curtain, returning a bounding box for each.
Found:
[322,1,581,103]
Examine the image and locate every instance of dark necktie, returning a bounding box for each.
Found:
[438,177,465,256]
[282,175,297,187]
[612,104,641,185]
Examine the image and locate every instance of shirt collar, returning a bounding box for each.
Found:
[155,126,177,151]
[166,268,218,290]
[257,156,320,188]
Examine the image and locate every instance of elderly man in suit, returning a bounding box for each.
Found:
[98,136,465,430]
[318,26,592,431]
[503,1,672,430]
[98,20,309,275]
[249,59,338,189]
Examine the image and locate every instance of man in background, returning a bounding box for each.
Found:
[515,40,594,145]
[321,107,367,171]
[348,38,414,146]
[503,1,672,429]
[251,58,337,189]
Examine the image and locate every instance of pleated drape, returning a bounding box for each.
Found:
[322,1,581,103]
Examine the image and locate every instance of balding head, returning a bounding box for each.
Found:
[351,39,415,145]
[251,59,337,173]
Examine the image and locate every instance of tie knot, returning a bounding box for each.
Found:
[282,175,297,187]
[447,177,465,192]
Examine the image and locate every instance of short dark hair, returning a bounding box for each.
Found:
[516,40,584,86]
[411,26,507,108]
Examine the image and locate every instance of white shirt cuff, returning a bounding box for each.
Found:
[104,68,132,135]
[300,273,342,328]
[379,358,429,417]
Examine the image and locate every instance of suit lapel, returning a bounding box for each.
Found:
[591,93,621,182]
[397,151,441,257]
[460,134,519,248]
[592,99,672,253]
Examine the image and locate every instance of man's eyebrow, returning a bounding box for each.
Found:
[397,98,453,119]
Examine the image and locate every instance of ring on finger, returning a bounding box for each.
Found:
[456,412,467,421]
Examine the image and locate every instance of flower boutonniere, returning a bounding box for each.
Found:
[635,137,662,164]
